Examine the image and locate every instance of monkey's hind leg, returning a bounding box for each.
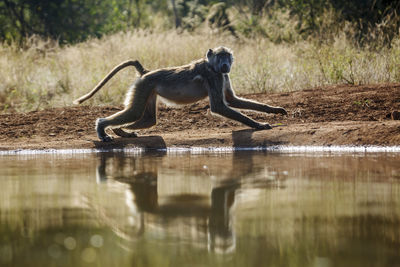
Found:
[96,83,154,142]
[111,128,138,138]
[112,94,157,138]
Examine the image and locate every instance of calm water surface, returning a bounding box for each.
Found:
[0,151,400,267]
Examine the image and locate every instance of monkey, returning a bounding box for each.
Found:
[74,47,288,142]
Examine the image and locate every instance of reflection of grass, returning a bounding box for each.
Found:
[0,225,132,267]
[1,31,400,113]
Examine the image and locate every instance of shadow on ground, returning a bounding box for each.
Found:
[232,127,287,148]
[93,135,167,150]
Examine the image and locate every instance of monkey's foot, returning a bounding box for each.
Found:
[100,135,113,142]
[112,128,138,138]
[96,118,113,142]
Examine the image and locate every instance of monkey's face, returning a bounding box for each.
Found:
[207,47,234,74]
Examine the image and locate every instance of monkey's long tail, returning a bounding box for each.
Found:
[73,60,148,105]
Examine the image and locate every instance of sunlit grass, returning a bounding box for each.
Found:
[1,30,400,113]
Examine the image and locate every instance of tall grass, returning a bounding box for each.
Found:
[1,29,400,113]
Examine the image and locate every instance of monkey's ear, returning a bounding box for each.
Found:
[206,49,213,59]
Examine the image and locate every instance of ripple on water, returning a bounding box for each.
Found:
[0,145,400,155]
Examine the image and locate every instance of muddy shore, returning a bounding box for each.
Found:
[0,84,399,151]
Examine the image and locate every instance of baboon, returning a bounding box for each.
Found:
[74,47,287,142]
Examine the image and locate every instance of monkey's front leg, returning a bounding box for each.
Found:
[228,97,287,115]
[208,75,272,130]
[224,85,287,115]
[212,104,272,130]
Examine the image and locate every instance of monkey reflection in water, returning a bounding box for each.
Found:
[96,153,239,253]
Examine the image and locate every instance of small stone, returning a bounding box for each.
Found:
[391,111,400,120]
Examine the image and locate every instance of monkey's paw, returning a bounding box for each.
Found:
[275,107,288,115]
[100,135,113,142]
[255,123,272,130]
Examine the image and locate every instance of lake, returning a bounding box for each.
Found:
[1,150,400,267]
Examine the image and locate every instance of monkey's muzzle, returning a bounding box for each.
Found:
[221,64,230,73]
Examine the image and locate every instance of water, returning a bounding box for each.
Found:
[0,151,400,267]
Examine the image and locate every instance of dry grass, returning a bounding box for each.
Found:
[1,30,400,113]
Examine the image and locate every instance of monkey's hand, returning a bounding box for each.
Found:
[255,123,272,130]
[274,107,288,115]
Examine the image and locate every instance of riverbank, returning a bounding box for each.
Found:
[0,84,399,151]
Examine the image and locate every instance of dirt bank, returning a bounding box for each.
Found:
[0,84,399,151]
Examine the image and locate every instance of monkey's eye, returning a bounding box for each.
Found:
[218,55,231,63]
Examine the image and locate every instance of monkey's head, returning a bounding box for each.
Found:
[206,46,233,74]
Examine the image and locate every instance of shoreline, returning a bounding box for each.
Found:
[2,145,400,156]
[1,84,399,152]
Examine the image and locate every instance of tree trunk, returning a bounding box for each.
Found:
[127,0,133,27]
[171,0,181,28]
[134,0,141,27]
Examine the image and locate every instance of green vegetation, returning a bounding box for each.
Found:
[0,1,399,112]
